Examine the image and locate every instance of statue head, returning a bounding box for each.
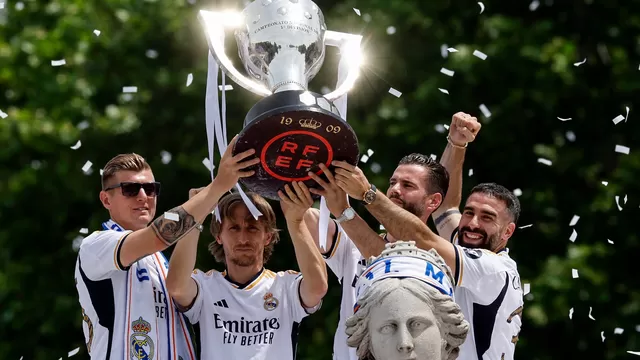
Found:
[345,241,469,360]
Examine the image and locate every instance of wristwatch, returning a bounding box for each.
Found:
[362,184,377,205]
[335,207,356,224]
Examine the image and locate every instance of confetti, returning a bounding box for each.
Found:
[79,228,88,234]
[447,47,459,53]
[81,161,93,173]
[443,124,450,130]
[479,104,492,118]
[627,351,640,356]
[601,331,606,342]
[68,347,80,357]
[566,131,576,142]
[123,86,138,93]
[523,283,530,295]
[537,158,552,166]
[573,58,587,67]
[219,84,233,91]
[518,224,532,229]
[145,49,158,59]
[626,106,630,122]
[438,88,450,95]
[77,121,90,130]
[186,73,193,87]
[388,88,402,97]
[473,50,487,60]
[612,115,625,125]
[370,162,382,174]
[160,150,172,164]
[513,188,523,196]
[569,229,577,242]
[386,26,396,35]
[0,2,4,9]
[164,212,179,221]
[440,45,449,58]
[589,307,596,320]
[557,117,572,121]
[468,169,474,176]
[360,155,370,163]
[529,0,540,10]
[602,181,609,186]
[572,269,579,278]
[608,239,614,244]
[99,169,104,176]
[625,194,628,204]
[0,109,7,118]
[615,196,624,211]
[429,154,437,161]
[70,140,82,150]
[614,328,624,334]
[569,215,580,226]
[478,2,485,13]
[367,149,374,157]
[435,124,447,133]
[202,158,214,172]
[93,29,101,36]
[353,8,361,16]
[51,59,66,66]
[440,68,455,77]
[615,145,630,154]
[569,307,574,319]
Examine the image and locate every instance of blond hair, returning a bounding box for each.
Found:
[101,153,151,189]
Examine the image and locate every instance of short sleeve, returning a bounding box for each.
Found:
[284,272,320,323]
[78,230,133,281]
[323,225,356,282]
[182,270,206,324]
[455,245,507,293]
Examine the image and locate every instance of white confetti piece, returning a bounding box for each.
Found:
[81,161,92,173]
[479,104,492,118]
[513,188,523,196]
[77,121,90,130]
[122,86,138,93]
[614,328,624,334]
[615,196,623,211]
[68,347,80,357]
[573,58,587,67]
[371,163,382,174]
[186,73,193,87]
[440,45,449,58]
[569,215,580,226]
[386,26,396,35]
[572,269,579,278]
[145,49,158,59]
[367,149,374,157]
[435,124,446,133]
[602,181,609,186]
[440,68,455,77]
[529,0,540,11]
[0,2,4,9]
[70,140,82,150]
[160,150,172,164]
[468,169,474,176]
[608,239,614,244]
[557,117,572,121]
[219,84,233,91]
[164,212,179,221]
[601,331,606,342]
[473,50,487,60]
[93,29,101,36]
[360,155,369,163]
[443,124,450,130]
[0,109,7,118]
[566,130,576,142]
[612,114,625,125]
[537,158,552,166]
[79,228,88,234]
[523,283,530,295]
[518,224,532,229]
[624,194,628,204]
[478,2,485,13]
[99,169,104,176]
[429,154,437,161]
[589,307,596,320]
[51,59,66,66]
[627,351,640,356]
[353,8,361,16]
[615,145,630,154]
[447,47,459,53]
[202,158,214,172]
[625,106,630,122]
[388,88,402,97]
[569,307,574,319]
[438,88,450,95]
[569,229,577,242]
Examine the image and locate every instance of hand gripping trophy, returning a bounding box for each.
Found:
[199,0,363,200]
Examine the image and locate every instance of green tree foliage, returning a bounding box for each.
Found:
[1,0,640,359]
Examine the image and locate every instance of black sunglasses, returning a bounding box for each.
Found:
[104,182,161,197]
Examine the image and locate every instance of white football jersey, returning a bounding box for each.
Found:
[451,230,524,360]
[74,229,196,360]
[185,268,318,360]
[322,224,367,360]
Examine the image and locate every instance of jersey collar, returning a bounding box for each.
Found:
[223,268,265,290]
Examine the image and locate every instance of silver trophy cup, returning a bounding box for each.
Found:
[199,0,363,200]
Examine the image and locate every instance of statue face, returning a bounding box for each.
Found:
[368,288,442,360]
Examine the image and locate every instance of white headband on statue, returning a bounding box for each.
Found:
[354,241,454,313]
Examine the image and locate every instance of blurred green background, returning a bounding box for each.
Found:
[1,0,640,359]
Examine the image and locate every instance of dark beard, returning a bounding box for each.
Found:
[230,254,257,267]
[458,226,500,251]
[389,194,425,218]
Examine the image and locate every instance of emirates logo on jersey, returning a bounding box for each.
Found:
[263,292,279,311]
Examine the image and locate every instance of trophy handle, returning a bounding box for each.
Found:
[198,10,272,97]
[322,31,364,102]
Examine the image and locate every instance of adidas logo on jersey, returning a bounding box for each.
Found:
[214,299,229,308]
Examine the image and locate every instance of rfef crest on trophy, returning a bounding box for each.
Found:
[199,0,363,200]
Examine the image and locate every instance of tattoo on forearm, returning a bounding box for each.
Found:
[151,206,197,246]
[434,209,461,227]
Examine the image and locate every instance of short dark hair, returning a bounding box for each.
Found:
[398,153,449,198]
[469,183,520,224]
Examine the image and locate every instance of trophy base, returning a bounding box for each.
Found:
[233,90,359,200]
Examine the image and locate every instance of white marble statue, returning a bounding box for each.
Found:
[345,241,469,360]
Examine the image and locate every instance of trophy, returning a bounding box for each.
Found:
[199,0,363,200]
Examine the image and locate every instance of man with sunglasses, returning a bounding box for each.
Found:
[74,136,259,360]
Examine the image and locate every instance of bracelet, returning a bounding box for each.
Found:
[446,135,467,149]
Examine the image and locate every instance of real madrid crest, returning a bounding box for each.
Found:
[130,316,155,360]
[263,292,279,311]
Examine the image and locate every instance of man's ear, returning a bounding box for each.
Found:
[265,232,274,246]
[426,192,443,213]
[502,222,516,241]
[99,191,111,210]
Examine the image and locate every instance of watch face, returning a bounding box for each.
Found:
[364,190,376,204]
[345,208,355,219]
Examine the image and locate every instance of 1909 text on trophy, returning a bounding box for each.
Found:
[199,0,363,200]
